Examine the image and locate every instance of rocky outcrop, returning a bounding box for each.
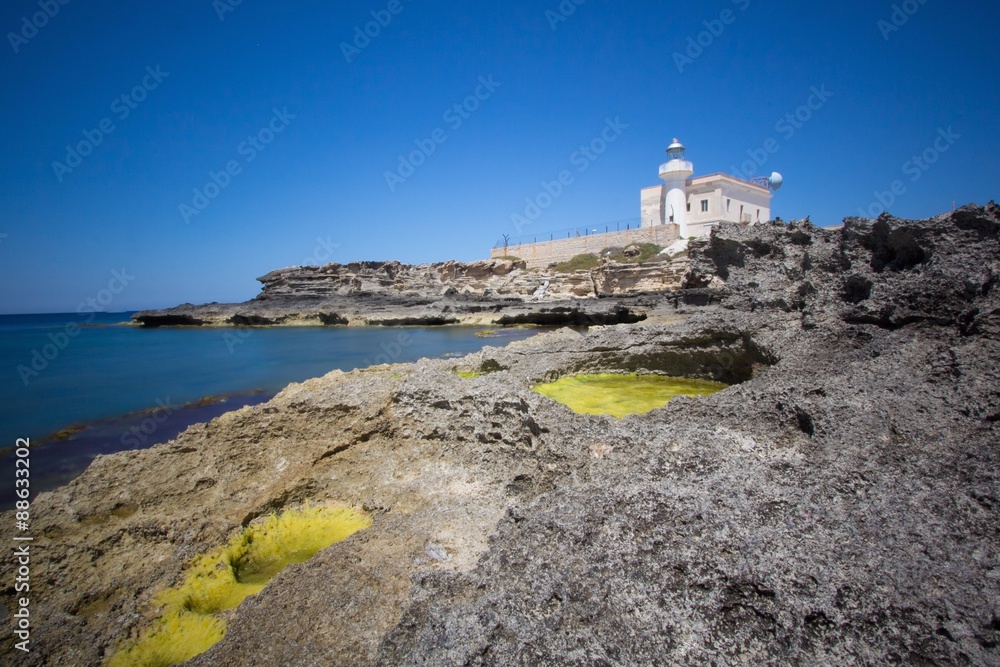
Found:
[684,207,1000,336]
[4,203,999,666]
[132,257,691,328]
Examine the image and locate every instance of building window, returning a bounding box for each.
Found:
[686,203,691,212]
[756,209,760,221]
[726,198,731,212]
[701,199,709,213]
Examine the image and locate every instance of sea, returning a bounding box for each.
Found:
[0,313,541,511]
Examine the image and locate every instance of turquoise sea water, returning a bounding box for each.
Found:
[0,313,539,509]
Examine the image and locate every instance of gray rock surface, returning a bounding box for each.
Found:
[381,205,1000,665]
[2,204,998,666]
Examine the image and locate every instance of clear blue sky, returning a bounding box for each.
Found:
[1,0,997,313]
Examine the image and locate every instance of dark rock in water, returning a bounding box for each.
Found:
[493,305,646,326]
[318,312,349,326]
[370,316,461,327]
[133,313,206,327]
[3,204,999,666]
[228,313,288,326]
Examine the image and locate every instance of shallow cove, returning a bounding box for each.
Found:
[534,373,728,418]
[107,505,370,667]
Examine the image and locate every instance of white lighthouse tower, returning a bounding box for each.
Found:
[659,138,694,238]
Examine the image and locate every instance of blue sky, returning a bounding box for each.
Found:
[0,0,997,313]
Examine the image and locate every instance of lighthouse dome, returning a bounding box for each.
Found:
[666,138,686,160]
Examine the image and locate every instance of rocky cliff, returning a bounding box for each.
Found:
[4,203,999,666]
[132,255,692,328]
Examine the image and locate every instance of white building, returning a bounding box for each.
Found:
[640,139,773,238]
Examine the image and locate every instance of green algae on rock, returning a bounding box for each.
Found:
[534,373,727,418]
[106,504,371,667]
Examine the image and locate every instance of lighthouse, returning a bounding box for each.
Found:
[659,138,694,238]
[641,138,776,238]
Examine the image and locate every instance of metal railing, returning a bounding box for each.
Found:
[493,217,643,250]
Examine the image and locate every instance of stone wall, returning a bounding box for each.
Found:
[492,225,679,269]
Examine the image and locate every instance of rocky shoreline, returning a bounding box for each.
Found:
[2,204,998,665]
[131,255,695,328]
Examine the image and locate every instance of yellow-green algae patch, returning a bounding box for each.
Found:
[107,504,371,667]
[534,373,728,418]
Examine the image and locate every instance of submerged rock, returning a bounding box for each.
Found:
[2,203,999,665]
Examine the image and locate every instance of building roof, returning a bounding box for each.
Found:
[688,172,771,192]
[642,172,771,194]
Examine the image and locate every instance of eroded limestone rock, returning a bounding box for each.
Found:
[3,204,998,666]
